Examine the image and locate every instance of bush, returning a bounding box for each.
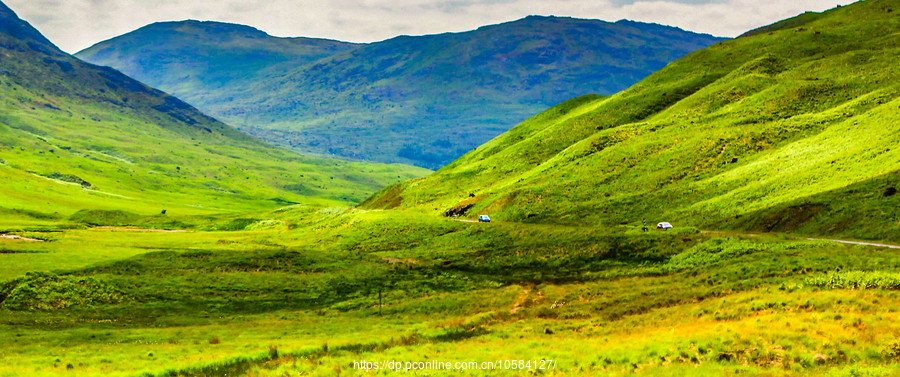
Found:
[666,238,769,270]
[69,209,140,226]
[245,220,287,231]
[211,218,259,231]
[45,172,92,188]
[806,272,900,290]
[881,340,900,360]
[0,272,129,310]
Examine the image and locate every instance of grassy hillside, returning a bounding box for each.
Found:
[363,0,900,242]
[78,17,725,168]
[1,2,898,377]
[0,2,427,224]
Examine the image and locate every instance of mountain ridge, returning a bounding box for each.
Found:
[77,17,726,168]
[0,0,63,56]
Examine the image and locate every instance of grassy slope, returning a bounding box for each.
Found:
[78,17,725,168]
[0,2,898,377]
[0,3,427,222]
[363,0,900,242]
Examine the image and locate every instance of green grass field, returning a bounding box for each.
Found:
[0,209,898,376]
[1,0,899,376]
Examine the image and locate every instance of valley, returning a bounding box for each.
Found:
[1,0,898,376]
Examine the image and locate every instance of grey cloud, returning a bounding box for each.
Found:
[608,0,728,6]
[3,0,856,54]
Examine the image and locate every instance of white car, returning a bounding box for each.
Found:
[657,222,673,230]
[478,215,491,222]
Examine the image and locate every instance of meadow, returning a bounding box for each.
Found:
[1,1,898,376]
[0,207,898,376]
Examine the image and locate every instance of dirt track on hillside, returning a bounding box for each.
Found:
[0,234,44,242]
[806,238,900,249]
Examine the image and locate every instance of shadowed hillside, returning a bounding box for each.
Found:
[78,17,725,168]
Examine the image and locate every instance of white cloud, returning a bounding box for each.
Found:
[3,0,856,54]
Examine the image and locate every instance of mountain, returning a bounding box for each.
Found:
[75,20,359,107]
[361,0,900,242]
[0,1,427,223]
[77,17,726,169]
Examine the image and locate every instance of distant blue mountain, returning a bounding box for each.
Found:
[78,16,726,168]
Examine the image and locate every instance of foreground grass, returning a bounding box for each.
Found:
[0,208,897,376]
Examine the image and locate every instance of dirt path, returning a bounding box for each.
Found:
[509,286,531,314]
[702,230,900,249]
[510,284,544,314]
[0,234,45,242]
[807,238,900,249]
[382,257,419,265]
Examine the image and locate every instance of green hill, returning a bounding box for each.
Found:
[1,2,899,377]
[0,1,427,225]
[77,17,725,168]
[362,0,900,242]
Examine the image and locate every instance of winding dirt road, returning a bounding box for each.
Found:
[807,238,900,249]
[0,234,44,242]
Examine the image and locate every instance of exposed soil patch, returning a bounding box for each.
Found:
[0,234,45,242]
[510,284,542,314]
[806,238,900,249]
[444,204,475,217]
[382,257,419,265]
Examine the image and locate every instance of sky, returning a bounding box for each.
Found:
[5,0,856,54]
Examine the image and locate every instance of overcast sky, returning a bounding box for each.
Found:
[6,0,855,54]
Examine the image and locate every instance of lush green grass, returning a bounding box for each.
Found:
[1,2,898,377]
[362,0,899,242]
[77,17,724,168]
[0,208,898,376]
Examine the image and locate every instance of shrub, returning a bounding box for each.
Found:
[806,272,900,290]
[0,272,129,310]
[880,340,900,360]
[69,209,140,226]
[45,172,92,188]
[245,220,287,231]
[666,238,771,270]
[212,218,259,231]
